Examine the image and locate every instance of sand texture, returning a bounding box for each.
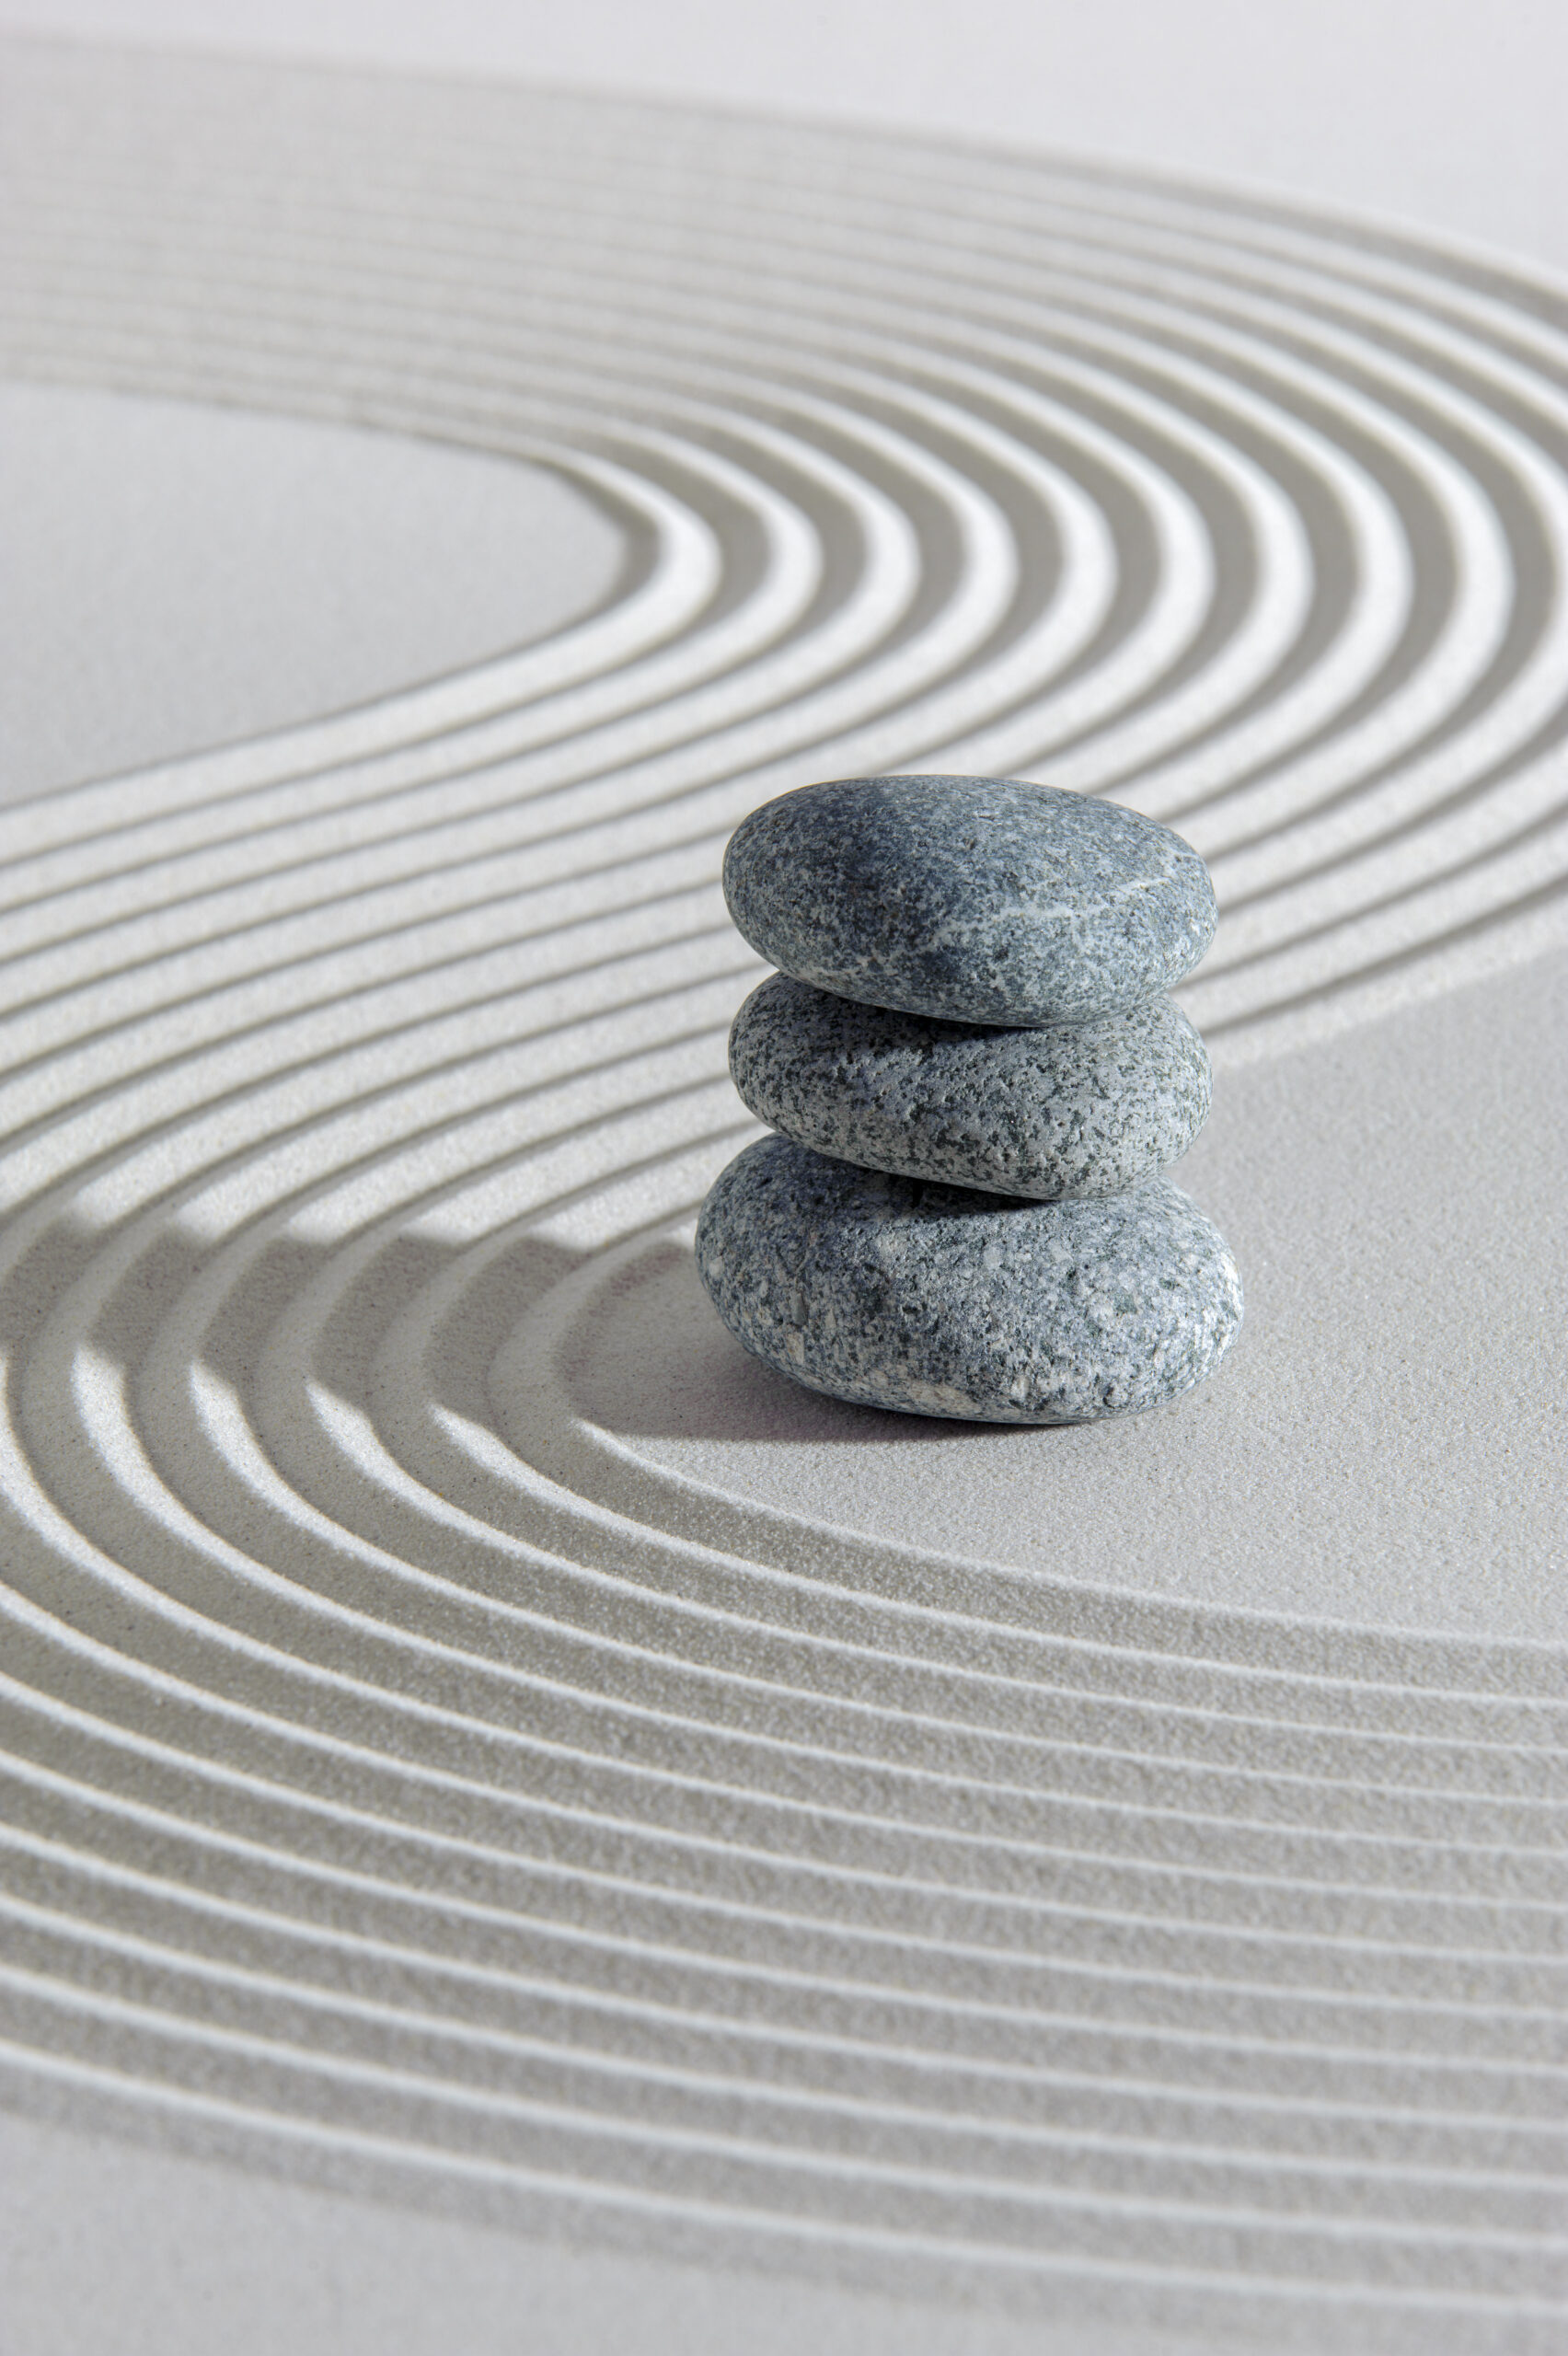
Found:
[0,36,1565,2356]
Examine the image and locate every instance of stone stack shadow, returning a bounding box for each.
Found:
[698,773,1243,1423]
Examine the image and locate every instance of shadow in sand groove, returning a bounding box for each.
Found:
[0,39,1565,2342]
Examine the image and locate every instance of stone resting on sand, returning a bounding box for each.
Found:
[697,774,1242,1424]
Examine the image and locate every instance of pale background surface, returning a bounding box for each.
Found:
[0,384,625,801]
[6,0,1568,274]
[1,7,1564,2351]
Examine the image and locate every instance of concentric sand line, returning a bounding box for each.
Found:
[0,38,1564,2348]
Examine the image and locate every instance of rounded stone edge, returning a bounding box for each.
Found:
[721,776,1219,1026]
[727,976,1214,1201]
[695,1138,1243,1426]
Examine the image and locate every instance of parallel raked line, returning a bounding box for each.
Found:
[8,126,1562,1003]
[0,47,1562,2321]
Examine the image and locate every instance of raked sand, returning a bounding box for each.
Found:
[0,40,1564,2353]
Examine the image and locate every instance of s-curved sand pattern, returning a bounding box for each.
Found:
[0,40,1564,2350]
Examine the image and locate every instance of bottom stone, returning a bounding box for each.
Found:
[696,1138,1242,1424]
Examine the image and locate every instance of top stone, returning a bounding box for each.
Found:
[723,774,1217,1025]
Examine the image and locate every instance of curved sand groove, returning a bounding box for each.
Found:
[0,39,1565,2345]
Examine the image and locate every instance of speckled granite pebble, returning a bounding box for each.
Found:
[723,774,1217,1025]
[696,1138,1241,1423]
[730,976,1211,1200]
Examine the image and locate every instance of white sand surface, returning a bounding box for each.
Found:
[0,384,626,802]
[0,2107,1220,2356]
[565,946,1568,1637]
[0,32,1563,2356]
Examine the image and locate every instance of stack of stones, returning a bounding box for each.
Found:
[696,774,1242,1423]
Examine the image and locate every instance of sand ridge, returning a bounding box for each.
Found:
[0,39,1564,2348]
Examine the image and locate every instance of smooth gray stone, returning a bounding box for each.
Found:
[722,774,1217,1025]
[696,1138,1241,1424]
[729,976,1211,1200]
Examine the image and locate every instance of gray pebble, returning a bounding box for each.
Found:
[696,1138,1241,1423]
[723,774,1216,1025]
[730,976,1211,1200]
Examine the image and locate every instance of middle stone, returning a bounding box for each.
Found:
[730,974,1211,1201]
